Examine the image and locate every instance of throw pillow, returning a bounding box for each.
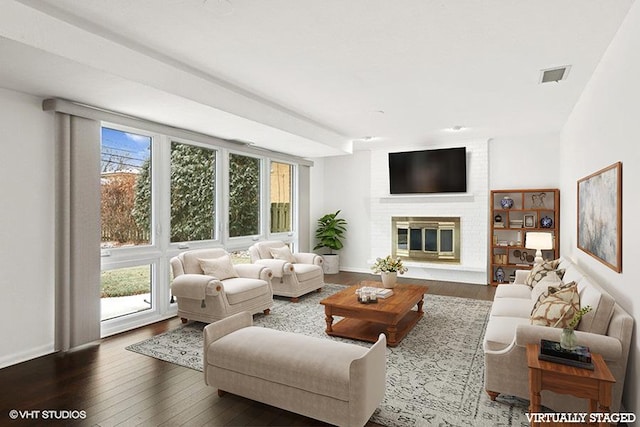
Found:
[198,255,238,280]
[530,283,580,328]
[531,280,576,313]
[270,246,296,263]
[530,272,563,303]
[524,259,561,288]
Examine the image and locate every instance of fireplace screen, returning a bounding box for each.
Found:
[392,217,460,263]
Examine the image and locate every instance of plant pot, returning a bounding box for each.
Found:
[322,254,340,274]
[381,271,397,288]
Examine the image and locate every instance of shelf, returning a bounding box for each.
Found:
[490,188,560,286]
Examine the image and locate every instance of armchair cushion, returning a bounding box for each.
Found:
[223,278,274,305]
[199,255,239,280]
[292,264,323,282]
[270,246,296,263]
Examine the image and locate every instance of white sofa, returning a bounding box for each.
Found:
[204,311,387,427]
[484,257,633,412]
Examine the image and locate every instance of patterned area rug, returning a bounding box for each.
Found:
[126,284,531,426]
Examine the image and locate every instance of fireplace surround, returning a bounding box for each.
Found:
[392,216,461,263]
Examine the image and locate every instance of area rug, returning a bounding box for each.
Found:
[126,284,531,426]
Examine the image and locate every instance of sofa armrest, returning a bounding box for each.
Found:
[349,334,387,426]
[515,324,622,361]
[293,252,323,266]
[252,259,292,278]
[513,270,529,285]
[235,263,275,281]
[172,274,222,299]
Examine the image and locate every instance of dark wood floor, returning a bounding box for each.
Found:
[0,272,495,427]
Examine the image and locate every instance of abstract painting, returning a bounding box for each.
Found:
[577,162,622,272]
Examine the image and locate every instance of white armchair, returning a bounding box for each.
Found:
[248,241,324,302]
[170,248,273,323]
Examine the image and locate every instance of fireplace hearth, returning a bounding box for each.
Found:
[392,216,461,263]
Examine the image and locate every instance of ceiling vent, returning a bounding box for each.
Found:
[540,66,571,83]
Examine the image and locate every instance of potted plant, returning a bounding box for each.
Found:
[371,255,408,288]
[314,210,347,274]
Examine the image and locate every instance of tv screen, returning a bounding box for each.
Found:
[388,147,467,194]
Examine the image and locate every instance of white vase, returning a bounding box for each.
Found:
[322,254,340,274]
[381,271,397,288]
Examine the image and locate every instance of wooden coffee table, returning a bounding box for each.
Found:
[320,281,428,346]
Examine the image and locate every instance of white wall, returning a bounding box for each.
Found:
[489,133,562,190]
[559,1,640,414]
[312,150,372,270]
[0,88,55,367]
[318,142,489,284]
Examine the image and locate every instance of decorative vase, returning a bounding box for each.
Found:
[495,267,505,283]
[500,196,514,209]
[560,328,578,350]
[540,216,553,228]
[381,271,397,288]
[494,214,502,223]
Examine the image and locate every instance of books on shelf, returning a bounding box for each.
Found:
[356,287,394,299]
[538,339,594,370]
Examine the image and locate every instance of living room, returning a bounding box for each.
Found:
[1,0,639,425]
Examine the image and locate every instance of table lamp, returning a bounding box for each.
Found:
[525,232,553,264]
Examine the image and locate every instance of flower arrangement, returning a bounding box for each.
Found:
[371,255,408,274]
[568,305,593,329]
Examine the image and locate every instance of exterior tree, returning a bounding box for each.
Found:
[229,154,260,237]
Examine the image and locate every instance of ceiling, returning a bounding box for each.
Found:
[0,0,634,158]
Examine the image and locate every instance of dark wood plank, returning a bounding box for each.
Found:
[0,271,492,427]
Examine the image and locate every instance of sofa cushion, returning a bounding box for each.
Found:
[524,259,561,288]
[199,255,239,280]
[483,316,530,351]
[256,241,285,259]
[223,278,269,305]
[490,298,535,318]
[576,278,616,334]
[207,326,368,400]
[270,246,296,263]
[494,284,531,300]
[530,284,579,328]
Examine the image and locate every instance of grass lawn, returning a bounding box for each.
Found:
[101,265,151,298]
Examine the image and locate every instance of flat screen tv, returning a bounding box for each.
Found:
[388,147,467,194]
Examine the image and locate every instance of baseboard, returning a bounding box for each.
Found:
[0,343,55,369]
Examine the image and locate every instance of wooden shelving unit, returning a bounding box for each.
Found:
[489,189,560,286]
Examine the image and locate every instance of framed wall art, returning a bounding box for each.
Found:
[577,162,622,272]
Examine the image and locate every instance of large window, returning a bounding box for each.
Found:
[228,153,261,237]
[100,127,152,248]
[170,142,216,242]
[270,161,293,233]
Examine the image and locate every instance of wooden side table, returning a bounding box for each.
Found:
[526,343,616,427]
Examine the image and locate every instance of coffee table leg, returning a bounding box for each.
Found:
[417,296,424,314]
[324,307,334,333]
[386,325,398,345]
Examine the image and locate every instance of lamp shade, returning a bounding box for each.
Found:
[525,232,553,264]
[525,232,553,250]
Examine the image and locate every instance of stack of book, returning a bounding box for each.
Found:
[538,339,594,370]
[355,287,394,299]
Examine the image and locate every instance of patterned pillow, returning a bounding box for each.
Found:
[524,259,561,288]
[198,255,239,280]
[531,281,576,313]
[530,283,580,328]
[270,246,296,263]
